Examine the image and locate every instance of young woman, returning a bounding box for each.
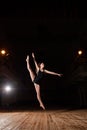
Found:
[26,52,63,110]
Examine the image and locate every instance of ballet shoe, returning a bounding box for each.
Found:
[40,104,45,110]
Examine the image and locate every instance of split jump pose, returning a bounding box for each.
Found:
[26,52,63,110]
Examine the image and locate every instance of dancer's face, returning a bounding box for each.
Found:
[40,63,45,69]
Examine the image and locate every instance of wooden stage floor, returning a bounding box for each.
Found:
[0,108,87,130]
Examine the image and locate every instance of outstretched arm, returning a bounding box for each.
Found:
[44,69,63,77]
[32,52,39,71]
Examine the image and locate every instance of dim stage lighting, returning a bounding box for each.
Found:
[78,50,82,55]
[0,49,6,55]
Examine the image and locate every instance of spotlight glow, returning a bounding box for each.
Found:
[5,85,11,92]
[78,50,82,55]
[1,49,6,55]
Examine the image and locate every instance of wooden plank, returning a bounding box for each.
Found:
[0,109,87,130]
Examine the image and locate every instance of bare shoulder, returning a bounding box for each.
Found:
[43,69,48,73]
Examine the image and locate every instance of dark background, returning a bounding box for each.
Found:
[0,1,87,109]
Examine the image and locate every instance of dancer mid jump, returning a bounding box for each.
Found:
[26,52,63,110]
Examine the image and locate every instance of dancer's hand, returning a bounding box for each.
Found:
[26,55,29,62]
[57,74,63,77]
